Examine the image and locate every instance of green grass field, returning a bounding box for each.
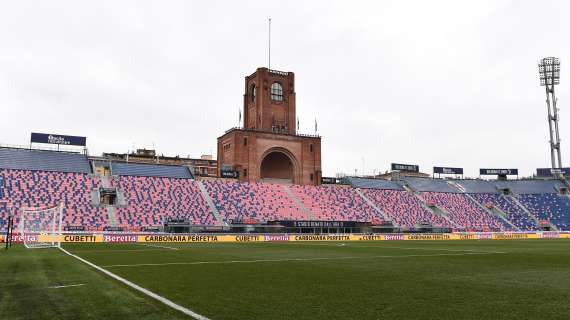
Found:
[1,239,570,319]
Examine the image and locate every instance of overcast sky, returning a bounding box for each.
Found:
[1,0,569,178]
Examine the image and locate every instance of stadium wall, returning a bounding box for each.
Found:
[2,232,569,243]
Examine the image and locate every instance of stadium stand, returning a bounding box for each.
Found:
[0,148,91,173]
[111,162,193,179]
[453,180,499,194]
[346,177,404,190]
[403,177,459,193]
[203,180,309,223]
[518,193,570,230]
[470,193,536,230]
[115,176,217,230]
[0,169,107,231]
[361,189,449,227]
[492,180,562,194]
[420,192,507,231]
[288,185,381,222]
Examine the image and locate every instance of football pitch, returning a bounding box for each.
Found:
[1,239,570,320]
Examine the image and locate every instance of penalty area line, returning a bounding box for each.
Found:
[58,247,210,320]
[136,243,180,251]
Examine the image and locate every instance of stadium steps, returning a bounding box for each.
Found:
[447,181,516,230]
[488,204,520,231]
[282,185,316,220]
[353,188,393,225]
[106,206,118,227]
[196,180,228,227]
[404,185,459,228]
[508,195,543,229]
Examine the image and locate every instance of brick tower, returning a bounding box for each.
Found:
[217,68,322,185]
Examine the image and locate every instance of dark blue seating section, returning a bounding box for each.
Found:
[347,177,404,190]
[454,180,499,194]
[492,180,561,194]
[518,194,570,231]
[471,193,536,230]
[0,148,91,174]
[111,162,193,179]
[403,177,459,193]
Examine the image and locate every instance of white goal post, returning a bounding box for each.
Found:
[20,203,64,249]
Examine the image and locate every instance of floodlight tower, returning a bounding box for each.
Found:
[538,57,562,174]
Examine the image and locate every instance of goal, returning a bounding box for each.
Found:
[20,203,63,249]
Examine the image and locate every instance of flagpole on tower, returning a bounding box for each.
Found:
[268,18,271,70]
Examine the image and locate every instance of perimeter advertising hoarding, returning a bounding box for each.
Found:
[30,133,87,146]
[479,168,518,176]
[433,167,464,175]
[391,163,419,172]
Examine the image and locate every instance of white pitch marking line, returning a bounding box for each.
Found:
[136,243,179,251]
[47,283,86,289]
[281,242,507,254]
[58,247,210,320]
[102,251,506,268]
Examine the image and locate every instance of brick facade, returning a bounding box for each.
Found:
[217,68,322,185]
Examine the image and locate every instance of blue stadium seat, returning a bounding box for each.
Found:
[111,162,193,179]
[346,177,404,190]
[403,177,459,193]
[0,148,91,174]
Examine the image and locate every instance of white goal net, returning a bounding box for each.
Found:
[20,204,63,249]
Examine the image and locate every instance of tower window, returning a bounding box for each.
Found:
[271,82,283,101]
[310,173,314,181]
[243,137,248,146]
[251,84,256,102]
[310,144,313,152]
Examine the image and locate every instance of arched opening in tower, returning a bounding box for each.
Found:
[260,151,293,183]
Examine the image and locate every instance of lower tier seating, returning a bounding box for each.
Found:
[470,193,537,231]
[0,169,107,231]
[517,194,570,230]
[420,192,508,231]
[203,180,309,223]
[115,176,218,230]
[288,185,381,222]
[362,189,449,228]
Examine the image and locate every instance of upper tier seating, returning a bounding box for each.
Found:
[454,180,499,194]
[420,192,507,231]
[203,180,309,223]
[492,180,562,194]
[403,177,459,193]
[470,193,536,230]
[0,169,107,231]
[115,176,217,230]
[111,162,193,179]
[361,189,449,228]
[347,177,404,190]
[288,185,381,222]
[517,193,570,230]
[0,148,91,173]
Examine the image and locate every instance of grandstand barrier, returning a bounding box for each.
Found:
[4,231,569,243]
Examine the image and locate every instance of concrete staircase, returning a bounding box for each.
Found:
[506,194,543,229]
[196,180,228,227]
[282,185,315,220]
[353,188,392,223]
[403,184,460,229]
[106,206,118,227]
